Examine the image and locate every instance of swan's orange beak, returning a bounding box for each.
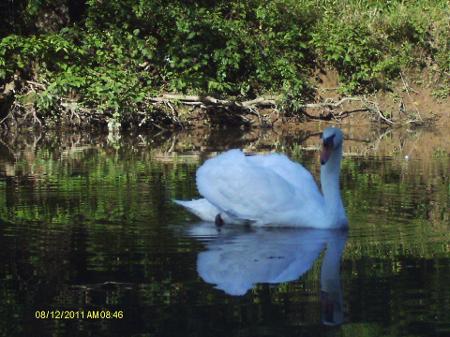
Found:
[320,145,331,165]
[321,134,335,165]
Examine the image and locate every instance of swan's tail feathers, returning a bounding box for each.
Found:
[173,199,193,208]
[173,199,221,222]
[173,199,252,225]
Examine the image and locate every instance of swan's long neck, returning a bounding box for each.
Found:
[320,145,347,228]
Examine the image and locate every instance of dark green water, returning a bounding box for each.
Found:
[0,130,449,337]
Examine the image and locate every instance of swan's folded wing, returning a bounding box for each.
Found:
[196,150,298,220]
[247,152,322,200]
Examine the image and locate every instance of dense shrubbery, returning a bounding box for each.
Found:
[0,0,448,127]
[318,1,449,97]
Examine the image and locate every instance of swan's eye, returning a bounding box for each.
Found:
[323,134,335,148]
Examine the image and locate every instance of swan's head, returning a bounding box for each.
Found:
[320,127,344,165]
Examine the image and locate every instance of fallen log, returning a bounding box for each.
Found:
[1,80,398,129]
[147,94,395,125]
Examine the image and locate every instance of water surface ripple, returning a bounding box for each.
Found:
[0,129,449,337]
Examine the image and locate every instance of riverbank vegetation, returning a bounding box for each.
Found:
[0,0,449,130]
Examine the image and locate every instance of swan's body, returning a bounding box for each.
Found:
[175,127,347,229]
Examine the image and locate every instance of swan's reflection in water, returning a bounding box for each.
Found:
[188,223,348,326]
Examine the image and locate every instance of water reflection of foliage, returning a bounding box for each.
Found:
[0,129,448,256]
[0,129,448,336]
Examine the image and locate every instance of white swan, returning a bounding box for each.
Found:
[175,127,347,229]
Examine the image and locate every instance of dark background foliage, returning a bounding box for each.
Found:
[0,0,448,125]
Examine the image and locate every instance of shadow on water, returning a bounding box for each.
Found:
[0,124,448,337]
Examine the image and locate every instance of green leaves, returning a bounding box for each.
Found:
[310,1,449,94]
[1,0,448,127]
